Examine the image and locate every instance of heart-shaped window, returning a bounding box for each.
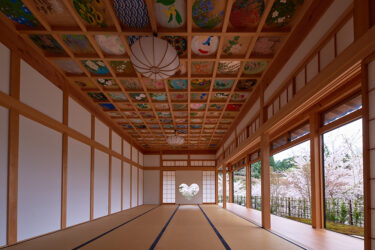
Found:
[178,183,199,200]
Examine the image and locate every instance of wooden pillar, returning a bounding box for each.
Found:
[129,146,132,208]
[7,52,20,244]
[121,140,124,211]
[215,170,218,204]
[137,151,139,206]
[260,133,271,229]
[246,155,251,208]
[90,115,95,220]
[61,89,68,229]
[229,166,233,203]
[310,112,324,229]
[353,0,370,40]
[223,165,227,209]
[159,152,163,204]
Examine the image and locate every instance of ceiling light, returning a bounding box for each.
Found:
[166,134,185,146]
[129,36,180,80]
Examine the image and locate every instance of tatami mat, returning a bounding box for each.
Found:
[200,205,302,250]
[81,205,177,250]
[5,205,157,250]
[155,205,225,250]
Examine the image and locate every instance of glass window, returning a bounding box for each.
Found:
[323,119,363,237]
[233,167,246,206]
[322,94,362,125]
[250,161,261,210]
[270,141,311,225]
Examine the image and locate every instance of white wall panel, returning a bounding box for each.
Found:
[67,137,90,227]
[111,157,121,213]
[144,155,160,167]
[0,107,8,246]
[306,54,319,83]
[138,169,143,205]
[18,116,62,241]
[319,38,335,70]
[265,0,353,103]
[132,147,138,162]
[123,140,131,159]
[95,118,109,147]
[112,132,121,154]
[123,162,131,209]
[20,60,63,122]
[139,153,143,166]
[131,166,138,207]
[336,17,354,55]
[0,42,10,95]
[162,154,188,160]
[190,155,215,160]
[94,149,109,218]
[68,97,91,138]
[144,170,159,204]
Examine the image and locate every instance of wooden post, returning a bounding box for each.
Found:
[61,89,68,229]
[223,165,227,209]
[261,133,271,229]
[353,0,370,40]
[246,155,251,208]
[229,165,233,203]
[215,169,218,204]
[310,112,324,229]
[159,152,163,204]
[90,115,95,220]
[129,146,132,208]
[121,140,123,211]
[7,52,20,244]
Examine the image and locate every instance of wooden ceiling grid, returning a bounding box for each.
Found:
[0,0,306,151]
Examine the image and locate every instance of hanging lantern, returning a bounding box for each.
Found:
[166,134,185,146]
[129,36,180,80]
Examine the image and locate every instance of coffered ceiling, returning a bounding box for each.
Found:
[0,0,306,151]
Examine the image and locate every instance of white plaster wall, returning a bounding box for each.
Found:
[0,107,8,246]
[139,153,144,166]
[236,98,260,134]
[190,155,216,160]
[94,149,109,219]
[224,132,235,149]
[162,154,188,160]
[18,116,62,241]
[175,171,203,204]
[67,137,90,227]
[68,97,91,138]
[112,132,121,154]
[20,60,63,122]
[123,162,131,209]
[123,140,131,159]
[144,155,160,167]
[111,157,121,213]
[132,147,138,163]
[95,118,109,147]
[0,42,10,95]
[131,166,138,207]
[143,170,159,204]
[264,0,353,103]
[336,17,354,55]
[216,147,223,159]
[138,169,143,205]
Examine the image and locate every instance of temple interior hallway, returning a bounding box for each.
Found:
[3,205,304,250]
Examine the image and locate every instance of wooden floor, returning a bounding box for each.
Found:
[4,205,304,250]
[224,203,364,250]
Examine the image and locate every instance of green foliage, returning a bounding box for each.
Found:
[339,200,348,224]
[157,0,175,5]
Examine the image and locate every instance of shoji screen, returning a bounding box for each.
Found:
[163,171,175,203]
[203,171,215,203]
